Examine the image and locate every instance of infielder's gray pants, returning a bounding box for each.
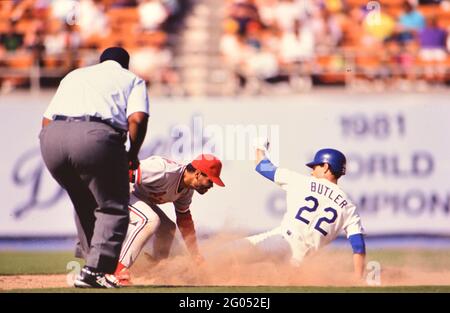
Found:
[39,120,130,273]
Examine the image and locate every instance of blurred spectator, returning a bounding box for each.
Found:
[418,17,448,82]
[110,0,138,8]
[363,10,396,43]
[394,41,418,88]
[77,0,109,47]
[129,37,180,94]
[279,19,315,64]
[220,19,248,89]
[311,8,342,51]
[44,21,69,56]
[0,20,24,52]
[161,0,180,15]
[220,19,247,71]
[0,20,29,94]
[43,20,81,69]
[229,0,260,36]
[245,43,280,83]
[419,0,442,4]
[256,0,278,26]
[274,0,308,32]
[51,0,78,22]
[9,0,37,22]
[418,17,448,61]
[245,20,263,49]
[397,1,425,42]
[342,7,365,47]
[322,0,344,14]
[138,0,169,31]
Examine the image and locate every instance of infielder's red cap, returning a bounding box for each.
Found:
[191,154,225,187]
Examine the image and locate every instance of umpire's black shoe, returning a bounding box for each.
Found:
[74,266,120,289]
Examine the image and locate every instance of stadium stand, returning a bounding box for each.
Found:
[0,0,188,95]
[220,0,450,94]
[0,0,449,95]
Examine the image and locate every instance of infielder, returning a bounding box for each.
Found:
[247,140,366,279]
[113,154,225,285]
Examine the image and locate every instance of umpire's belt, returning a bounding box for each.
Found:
[54,115,126,135]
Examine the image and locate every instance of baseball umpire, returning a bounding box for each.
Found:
[39,47,149,288]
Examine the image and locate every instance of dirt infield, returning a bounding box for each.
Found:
[2,262,450,291]
[0,275,68,290]
[2,236,450,291]
[1,262,450,291]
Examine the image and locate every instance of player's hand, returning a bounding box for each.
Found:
[252,137,270,153]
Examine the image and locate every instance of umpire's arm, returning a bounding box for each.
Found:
[127,112,148,170]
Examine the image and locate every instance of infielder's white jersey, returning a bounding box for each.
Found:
[274,168,364,253]
[131,156,194,212]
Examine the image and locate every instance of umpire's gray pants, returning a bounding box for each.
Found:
[39,120,130,273]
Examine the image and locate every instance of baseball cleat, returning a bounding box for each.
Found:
[114,267,132,286]
[74,266,120,288]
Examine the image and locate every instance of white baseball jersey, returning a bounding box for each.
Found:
[274,168,364,253]
[131,156,194,212]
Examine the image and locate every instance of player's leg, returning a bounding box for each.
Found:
[117,193,161,271]
[244,227,292,263]
[151,204,177,260]
[205,227,291,264]
[282,233,310,266]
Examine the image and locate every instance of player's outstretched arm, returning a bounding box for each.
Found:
[253,137,278,182]
[175,210,203,262]
[253,137,270,165]
[349,233,366,281]
[353,252,366,280]
[255,148,266,165]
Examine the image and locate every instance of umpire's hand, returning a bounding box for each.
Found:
[128,153,140,170]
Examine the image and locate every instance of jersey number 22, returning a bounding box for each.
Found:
[295,196,337,236]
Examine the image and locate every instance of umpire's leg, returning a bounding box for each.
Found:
[40,121,130,274]
[77,123,130,273]
[39,123,98,262]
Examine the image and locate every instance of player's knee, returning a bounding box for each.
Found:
[141,215,161,235]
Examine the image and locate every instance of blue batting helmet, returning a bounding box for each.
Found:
[306,148,347,177]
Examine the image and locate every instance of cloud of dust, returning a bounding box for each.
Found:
[130,232,450,287]
[131,232,358,286]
